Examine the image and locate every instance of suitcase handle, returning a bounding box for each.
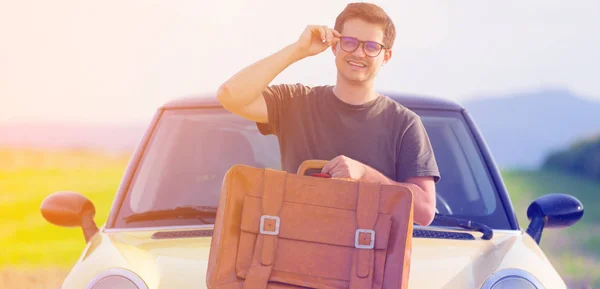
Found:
[296,160,330,177]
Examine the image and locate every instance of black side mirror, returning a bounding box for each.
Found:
[40,191,99,243]
[526,193,584,244]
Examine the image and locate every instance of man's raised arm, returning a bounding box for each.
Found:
[216,25,340,123]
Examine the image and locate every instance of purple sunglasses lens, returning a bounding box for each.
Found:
[364,42,381,55]
[341,37,359,51]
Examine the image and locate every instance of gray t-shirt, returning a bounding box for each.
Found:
[256,83,440,183]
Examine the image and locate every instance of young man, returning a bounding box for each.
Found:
[217,3,440,226]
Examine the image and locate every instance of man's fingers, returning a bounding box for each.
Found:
[331,29,341,46]
[331,171,344,179]
[331,169,351,179]
[321,156,340,174]
[308,25,324,43]
[331,36,340,46]
[325,28,334,45]
[318,26,328,44]
[306,25,338,46]
[321,161,335,174]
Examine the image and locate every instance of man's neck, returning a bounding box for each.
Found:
[332,77,378,105]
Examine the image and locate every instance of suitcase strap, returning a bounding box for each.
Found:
[243,169,286,289]
[350,181,381,289]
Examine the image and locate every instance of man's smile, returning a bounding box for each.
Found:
[347,60,367,69]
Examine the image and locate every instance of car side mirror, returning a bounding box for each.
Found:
[525,193,584,244]
[40,191,99,243]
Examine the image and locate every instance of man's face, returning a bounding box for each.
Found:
[333,18,392,84]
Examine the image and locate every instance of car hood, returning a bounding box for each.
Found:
[69,226,566,289]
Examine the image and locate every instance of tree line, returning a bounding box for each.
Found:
[543,134,600,180]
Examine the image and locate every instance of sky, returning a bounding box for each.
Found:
[1,0,599,125]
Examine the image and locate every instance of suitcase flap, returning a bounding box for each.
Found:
[240,195,392,249]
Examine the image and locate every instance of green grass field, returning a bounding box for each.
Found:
[502,169,600,287]
[0,148,130,269]
[1,148,598,288]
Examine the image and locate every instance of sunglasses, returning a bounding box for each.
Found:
[338,36,387,57]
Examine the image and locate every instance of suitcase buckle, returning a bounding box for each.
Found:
[260,215,280,236]
[355,229,375,249]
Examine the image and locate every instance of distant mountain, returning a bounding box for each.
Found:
[463,88,600,169]
[0,123,147,152]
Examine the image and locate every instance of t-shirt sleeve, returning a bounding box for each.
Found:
[396,117,441,183]
[256,83,308,136]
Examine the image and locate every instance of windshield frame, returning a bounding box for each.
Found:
[105,105,519,231]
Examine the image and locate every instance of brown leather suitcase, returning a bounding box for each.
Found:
[207,160,414,289]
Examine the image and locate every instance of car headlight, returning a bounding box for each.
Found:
[481,269,545,289]
[85,268,148,289]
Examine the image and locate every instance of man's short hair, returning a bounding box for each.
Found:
[334,2,396,49]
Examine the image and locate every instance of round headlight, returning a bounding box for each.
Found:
[90,275,138,289]
[481,269,545,289]
[490,276,538,289]
[85,268,148,289]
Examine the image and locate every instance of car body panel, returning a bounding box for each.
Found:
[60,226,566,289]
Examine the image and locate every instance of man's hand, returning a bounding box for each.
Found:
[321,155,367,180]
[294,25,341,59]
[321,155,437,226]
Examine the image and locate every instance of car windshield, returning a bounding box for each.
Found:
[115,107,511,229]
